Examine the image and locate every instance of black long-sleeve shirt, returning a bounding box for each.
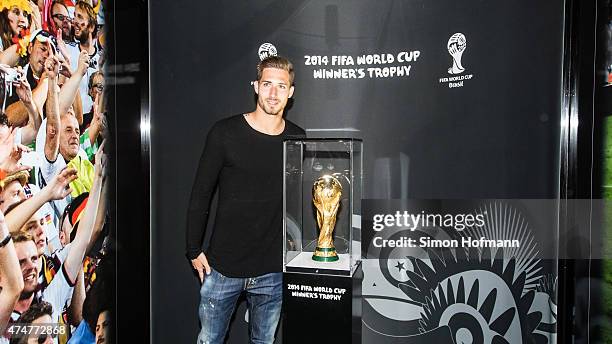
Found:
[186,114,305,277]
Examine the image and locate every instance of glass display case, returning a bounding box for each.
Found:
[283,138,362,276]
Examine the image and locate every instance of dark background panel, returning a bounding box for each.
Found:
[150,1,565,342]
[106,0,150,342]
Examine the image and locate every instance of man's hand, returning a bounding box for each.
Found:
[58,55,72,79]
[92,94,107,137]
[191,252,211,283]
[43,47,60,80]
[94,139,107,179]
[28,1,41,31]
[76,50,90,76]
[0,128,31,175]
[45,167,78,200]
[0,143,31,175]
[56,29,71,66]
[14,73,32,105]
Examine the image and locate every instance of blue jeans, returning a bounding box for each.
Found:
[197,268,282,344]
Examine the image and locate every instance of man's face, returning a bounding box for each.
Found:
[59,115,80,161]
[88,74,104,100]
[95,310,109,344]
[15,241,39,294]
[22,213,47,256]
[59,215,72,247]
[51,3,72,40]
[27,40,51,77]
[6,6,28,36]
[254,68,294,117]
[0,180,25,212]
[27,314,54,344]
[73,6,92,42]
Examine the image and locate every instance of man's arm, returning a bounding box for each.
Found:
[62,142,105,283]
[68,269,85,326]
[12,76,42,145]
[5,167,77,233]
[87,94,105,144]
[44,51,61,162]
[73,92,83,126]
[0,212,23,331]
[58,50,88,118]
[0,44,20,66]
[186,123,225,281]
[31,76,49,117]
[87,177,107,254]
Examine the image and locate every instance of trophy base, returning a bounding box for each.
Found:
[312,247,339,262]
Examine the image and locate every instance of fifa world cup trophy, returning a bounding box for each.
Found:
[447,33,467,74]
[312,175,342,262]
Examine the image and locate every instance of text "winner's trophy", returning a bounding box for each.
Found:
[312,175,342,262]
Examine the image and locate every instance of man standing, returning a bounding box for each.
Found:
[186,56,304,344]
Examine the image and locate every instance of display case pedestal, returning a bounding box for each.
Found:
[282,264,362,344]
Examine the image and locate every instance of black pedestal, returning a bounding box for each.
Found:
[282,264,362,344]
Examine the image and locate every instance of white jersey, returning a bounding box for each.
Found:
[37,150,71,220]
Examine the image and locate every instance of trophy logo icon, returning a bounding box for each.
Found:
[312,175,342,262]
[447,33,466,75]
[258,43,278,61]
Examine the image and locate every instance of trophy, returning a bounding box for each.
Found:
[312,175,342,262]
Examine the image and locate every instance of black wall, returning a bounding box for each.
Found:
[150,1,565,342]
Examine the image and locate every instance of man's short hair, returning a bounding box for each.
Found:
[11,230,33,244]
[256,56,294,85]
[51,0,68,13]
[11,301,53,344]
[75,0,97,36]
[88,71,103,89]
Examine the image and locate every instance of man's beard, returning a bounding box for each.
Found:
[258,98,282,116]
[76,27,90,44]
[19,289,35,300]
[63,27,72,41]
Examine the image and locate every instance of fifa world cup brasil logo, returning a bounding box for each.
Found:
[312,175,342,262]
[447,33,466,74]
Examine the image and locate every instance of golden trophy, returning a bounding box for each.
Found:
[312,175,342,262]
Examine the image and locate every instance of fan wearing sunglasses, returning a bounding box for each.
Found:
[49,1,72,43]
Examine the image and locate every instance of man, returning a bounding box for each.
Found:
[66,1,102,114]
[39,47,92,219]
[4,30,53,128]
[94,310,109,344]
[9,301,55,344]
[0,171,29,212]
[9,230,72,344]
[186,55,304,344]
[80,71,103,131]
[50,1,73,43]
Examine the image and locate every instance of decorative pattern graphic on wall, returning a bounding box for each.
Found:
[363,202,557,343]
